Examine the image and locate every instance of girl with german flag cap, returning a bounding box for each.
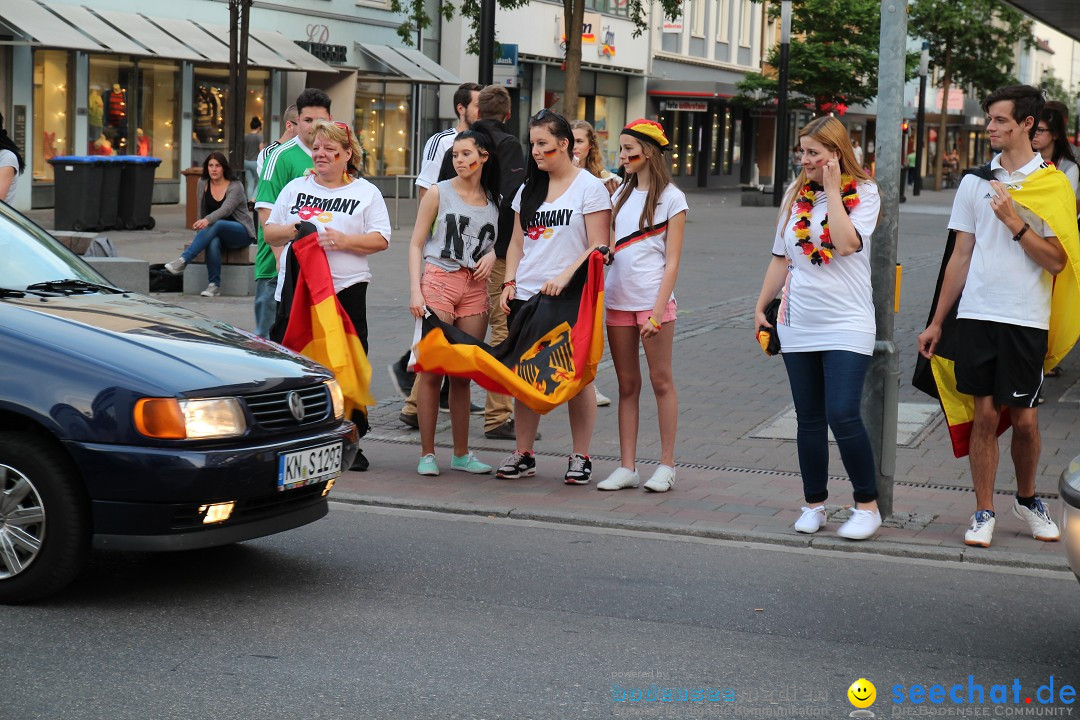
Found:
[595,119,687,494]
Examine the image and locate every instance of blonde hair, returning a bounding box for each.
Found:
[312,119,363,177]
[570,120,606,179]
[612,134,672,233]
[777,116,874,229]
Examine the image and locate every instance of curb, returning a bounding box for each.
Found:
[329,491,1072,573]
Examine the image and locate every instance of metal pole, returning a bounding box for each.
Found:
[228,0,240,170]
[862,0,907,519]
[236,1,250,176]
[913,42,928,196]
[478,0,496,86]
[772,0,792,207]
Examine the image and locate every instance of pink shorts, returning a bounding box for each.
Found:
[606,300,677,327]
[420,264,489,319]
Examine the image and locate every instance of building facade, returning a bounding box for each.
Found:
[0,0,457,211]
[646,0,766,188]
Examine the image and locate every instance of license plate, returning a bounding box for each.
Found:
[278,442,343,491]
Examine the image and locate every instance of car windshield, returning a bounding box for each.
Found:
[0,202,113,290]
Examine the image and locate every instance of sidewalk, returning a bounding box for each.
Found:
[24,186,1076,572]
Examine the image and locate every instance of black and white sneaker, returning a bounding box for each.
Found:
[564,453,592,485]
[496,451,536,479]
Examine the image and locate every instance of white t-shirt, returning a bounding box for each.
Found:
[511,169,611,301]
[0,149,19,205]
[948,153,1054,330]
[606,183,688,311]
[268,174,391,298]
[415,128,456,190]
[771,179,881,354]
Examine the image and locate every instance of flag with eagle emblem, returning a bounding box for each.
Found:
[412,249,606,414]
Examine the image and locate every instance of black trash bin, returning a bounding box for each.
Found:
[48,156,107,231]
[98,156,123,230]
[117,156,161,230]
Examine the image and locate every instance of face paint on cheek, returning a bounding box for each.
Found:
[468,161,479,170]
[542,148,559,157]
[626,154,642,163]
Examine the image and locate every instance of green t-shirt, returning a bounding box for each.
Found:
[254,138,313,279]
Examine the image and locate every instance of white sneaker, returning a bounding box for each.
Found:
[837,508,882,540]
[964,510,996,548]
[200,283,220,297]
[643,465,675,492]
[793,505,827,534]
[595,388,611,407]
[1012,498,1060,541]
[164,257,187,275]
[596,466,640,490]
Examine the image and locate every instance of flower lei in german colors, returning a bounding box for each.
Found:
[793,176,860,266]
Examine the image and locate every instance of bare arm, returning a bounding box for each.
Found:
[499,215,525,312]
[408,187,441,318]
[917,230,975,358]
[988,181,1066,274]
[755,255,789,333]
[641,210,686,339]
[820,160,861,256]
[0,166,15,200]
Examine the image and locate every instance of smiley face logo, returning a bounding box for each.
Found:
[847,678,876,709]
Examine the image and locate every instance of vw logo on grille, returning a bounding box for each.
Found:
[287,391,306,422]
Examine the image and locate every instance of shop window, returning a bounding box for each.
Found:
[354,82,412,176]
[32,50,73,182]
[191,68,269,169]
[593,95,624,171]
[135,61,180,179]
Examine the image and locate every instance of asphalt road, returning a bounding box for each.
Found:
[2,505,1077,719]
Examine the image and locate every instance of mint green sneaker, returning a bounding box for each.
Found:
[451,451,492,474]
[417,453,440,476]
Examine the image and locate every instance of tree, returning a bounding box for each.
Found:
[389,0,681,118]
[735,0,892,115]
[908,0,1032,190]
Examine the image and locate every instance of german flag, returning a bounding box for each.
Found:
[914,165,1080,457]
[276,233,373,418]
[413,249,606,414]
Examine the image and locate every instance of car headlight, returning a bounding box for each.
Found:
[135,397,247,439]
[326,379,345,420]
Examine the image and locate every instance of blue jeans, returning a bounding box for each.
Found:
[254,277,278,338]
[781,350,878,504]
[182,220,253,285]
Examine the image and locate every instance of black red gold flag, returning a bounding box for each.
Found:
[913,165,1080,457]
[413,249,606,414]
[272,232,374,418]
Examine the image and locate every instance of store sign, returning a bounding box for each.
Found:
[295,40,347,64]
[556,12,602,47]
[662,100,708,112]
[662,19,683,33]
[494,44,519,88]
[12,106,26,157]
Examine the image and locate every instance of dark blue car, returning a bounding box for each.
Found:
[0,202,358,603]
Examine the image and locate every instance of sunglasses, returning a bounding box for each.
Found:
[532,107,572,135]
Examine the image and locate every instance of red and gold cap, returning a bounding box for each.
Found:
[622,119,670,150]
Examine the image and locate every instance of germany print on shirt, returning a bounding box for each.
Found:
[510,169,611,300]
[268,173,391,297]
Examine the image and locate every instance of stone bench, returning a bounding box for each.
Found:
[84,256,150,295]
[181,242,255,297]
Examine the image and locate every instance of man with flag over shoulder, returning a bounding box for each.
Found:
[917,85,1080,548]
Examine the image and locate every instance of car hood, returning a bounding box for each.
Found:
[0,292,330,394]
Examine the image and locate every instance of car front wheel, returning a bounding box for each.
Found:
[0,434,89,604]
